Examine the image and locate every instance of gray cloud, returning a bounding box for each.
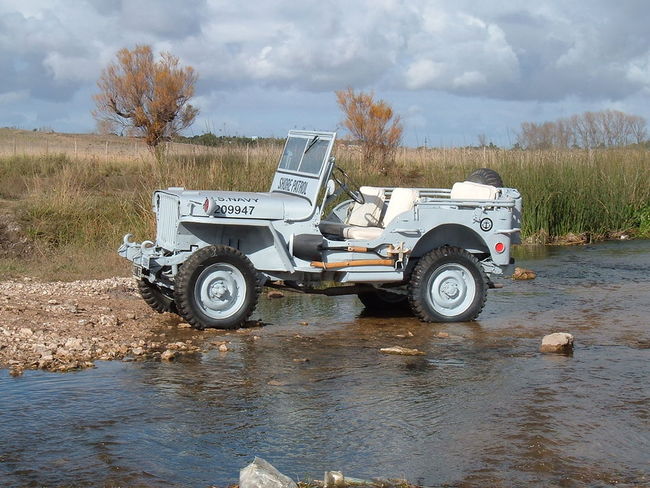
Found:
[0,0,648,141]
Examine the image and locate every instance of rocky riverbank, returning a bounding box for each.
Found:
[0,277,249,376]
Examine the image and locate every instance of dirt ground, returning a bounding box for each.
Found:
[0,276,262,376]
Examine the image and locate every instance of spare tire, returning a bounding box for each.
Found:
[466,168,504,187]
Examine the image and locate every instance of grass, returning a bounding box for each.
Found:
[0,129,648,280]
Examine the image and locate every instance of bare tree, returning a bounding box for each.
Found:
[518,110,647,149]
[335,88,403,172]
[93,45,198,159]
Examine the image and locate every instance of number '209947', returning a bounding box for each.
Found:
[215,204,255,216]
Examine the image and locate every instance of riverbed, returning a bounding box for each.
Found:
[1,240,649,487]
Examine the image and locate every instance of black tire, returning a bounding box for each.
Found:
[357,289,412,312]
[138,279,177,314]
[174,245,261,330]
[466,168,504,187]
[408,246,487,322]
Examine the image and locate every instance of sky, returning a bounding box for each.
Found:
[1,0,649,147]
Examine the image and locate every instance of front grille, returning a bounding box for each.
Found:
[156,193,179,251]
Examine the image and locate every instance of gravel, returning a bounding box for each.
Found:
[0,277,209,375]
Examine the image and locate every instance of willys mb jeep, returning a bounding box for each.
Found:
[119,130,522,329]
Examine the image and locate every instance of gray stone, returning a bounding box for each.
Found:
[240,457,297,488]
[541,332,574,354]
[324,471,345,487]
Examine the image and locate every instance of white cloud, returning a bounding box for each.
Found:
[0,0,649,140]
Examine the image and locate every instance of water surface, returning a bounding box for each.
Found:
[1,240,649,487]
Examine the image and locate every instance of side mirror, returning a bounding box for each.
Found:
[326,179,336,197]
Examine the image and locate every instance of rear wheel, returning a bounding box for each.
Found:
[174,245,261,329]
[138,279,177,314]
[408,247,487,322]
[466,168,504,187]
[357,289,411,313]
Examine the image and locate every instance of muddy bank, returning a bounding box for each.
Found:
[0,277,253,375]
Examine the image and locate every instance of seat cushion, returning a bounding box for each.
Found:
[342,226,383,240]
[450,181,498,200]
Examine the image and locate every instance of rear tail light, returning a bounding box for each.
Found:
[495,242,505,254]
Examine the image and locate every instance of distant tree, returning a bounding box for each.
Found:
[335,88,403,172]
[517,110,648,149]
[93,45,198,159]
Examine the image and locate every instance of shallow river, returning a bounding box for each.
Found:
[1,241,649,487]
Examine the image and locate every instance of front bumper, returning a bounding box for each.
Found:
[118,234,162,277]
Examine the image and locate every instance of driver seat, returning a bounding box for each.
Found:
[330,187,419,240]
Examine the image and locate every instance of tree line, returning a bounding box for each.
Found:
[92,44,648,164]
[517,110,647,149]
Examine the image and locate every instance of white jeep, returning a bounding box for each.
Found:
[119,130,522,329]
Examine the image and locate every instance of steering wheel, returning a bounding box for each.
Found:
[331,165,365,204]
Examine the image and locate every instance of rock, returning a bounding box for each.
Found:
[540,332,574,354]
[161,350,176,361]
[435,332,450,338]
[298,321,309,326]
[380,346,425,356]
[177,322,191,329]
[65,338,83,350]
[19,327,33,337]
[218,344,229,352]
[292,358,309,363]
[324,471,345,488]
[98,314,119,327]
[132,347,144,356]
[240,457,297,488]
[267,290,285,299]
[512,267,536,280]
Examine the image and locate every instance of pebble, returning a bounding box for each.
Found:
[267,290,285,299]
[512,267,537,280]
[380,346,425,356]
[218,344,229,352]
[161,350,176,361]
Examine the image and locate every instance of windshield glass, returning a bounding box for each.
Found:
[278,137,307,172]
[299,138,329,174]
[278,135,330,176]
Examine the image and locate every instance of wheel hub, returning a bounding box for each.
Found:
[440,280,460,299]
[194,264,247,319]
[209,280,228,299]
[426,263,477,317]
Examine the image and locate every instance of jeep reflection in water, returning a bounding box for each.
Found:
[119,130,522,329]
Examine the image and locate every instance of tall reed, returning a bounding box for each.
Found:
[0,143,648,279]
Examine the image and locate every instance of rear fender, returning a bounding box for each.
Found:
[408,224,490,273]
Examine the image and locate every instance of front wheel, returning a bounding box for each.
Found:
[408,247,487,322]
[138,279,177,314]
[174,245,261,329]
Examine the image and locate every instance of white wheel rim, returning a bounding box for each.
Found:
[426,263,476,317]
[194,263,247,319]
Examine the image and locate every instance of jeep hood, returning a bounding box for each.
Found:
[154,188,312,220]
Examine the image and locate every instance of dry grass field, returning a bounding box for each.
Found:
[0,128,648,280]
